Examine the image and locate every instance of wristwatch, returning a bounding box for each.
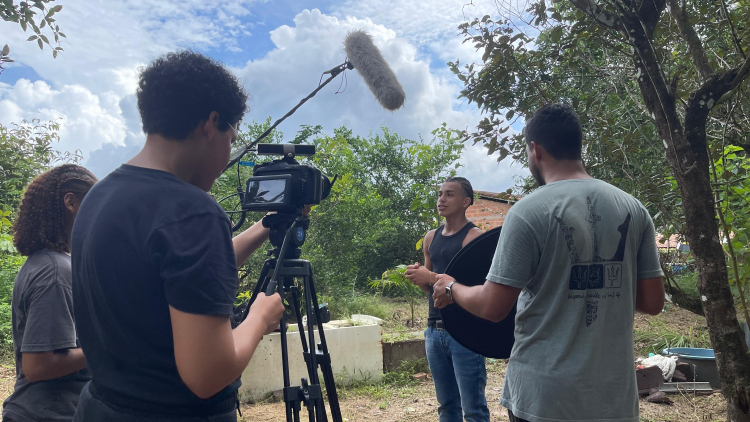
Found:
[445,281,456,302]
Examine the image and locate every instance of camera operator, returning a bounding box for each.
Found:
[71,51,285,422]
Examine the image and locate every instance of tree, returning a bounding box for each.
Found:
[0,0,66,72]
[212,121,464,298]
[451,1,750,418]
[0,120,80,252]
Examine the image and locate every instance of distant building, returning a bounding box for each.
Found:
[656,234,689,252]
[466,190,515,231]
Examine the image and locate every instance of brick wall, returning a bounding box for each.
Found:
[466,198,512,231]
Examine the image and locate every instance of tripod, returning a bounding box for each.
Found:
[243,212,342,422]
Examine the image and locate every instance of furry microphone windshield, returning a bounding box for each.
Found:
[344,30,406,111]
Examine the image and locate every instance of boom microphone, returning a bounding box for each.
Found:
[344,30,406,111]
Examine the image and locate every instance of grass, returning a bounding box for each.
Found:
[634,318,712,355]
[321,293,430,332]
[334,359,430,401]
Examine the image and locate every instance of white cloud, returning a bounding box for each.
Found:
[459,143,529,192]
[331,0,500,45]
[0,2,525,190]
[235,9,479,147]
[0,79,129,156]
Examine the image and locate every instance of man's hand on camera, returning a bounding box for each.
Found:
[405,262,433,287]
[432,274,456,309]
[248,293,286,335]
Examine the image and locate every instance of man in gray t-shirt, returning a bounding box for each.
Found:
[433,104,665,422]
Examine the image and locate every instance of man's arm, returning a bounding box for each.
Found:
[433,275,521,322]
[170,292,284,399]
[232,218,270,266]
[234,207,312,266]
[636,276,665,315]
[22,349,86,383]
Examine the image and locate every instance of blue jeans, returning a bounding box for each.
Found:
[425,326,489,422]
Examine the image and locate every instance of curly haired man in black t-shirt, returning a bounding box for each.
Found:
[71,51,285,422]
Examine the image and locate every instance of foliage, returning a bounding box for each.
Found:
[0,0,66,68]
[213,120,464,300]
[0,120,79,208]
[369,265,423,327]
[711,145,750,323]
[0,120,79,254]
[449,5,686,226]
[451,1,750,416]
[0,255,24,353]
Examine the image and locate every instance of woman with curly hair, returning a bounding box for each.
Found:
[2,164,97,422]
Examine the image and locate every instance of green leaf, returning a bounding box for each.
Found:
[39,34,48,44]
[506,110,514,120]
[26,35,38,41]
[37,38,43,50]
[52,5,62,12]
[550,26,563,43]
[1,44,9,56]
[20,20,27,31]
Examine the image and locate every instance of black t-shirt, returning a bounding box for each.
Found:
[71,165,240,416]
[3,250,90,422]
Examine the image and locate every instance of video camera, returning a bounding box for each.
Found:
[242,144,336,214]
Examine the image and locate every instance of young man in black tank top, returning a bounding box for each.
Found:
[405,177,488,422]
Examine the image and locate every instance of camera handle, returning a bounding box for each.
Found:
[264,214,303,296]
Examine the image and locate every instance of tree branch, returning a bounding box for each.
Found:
[568,0,624,33]
[717,55,750,105]
[666,0,713,80]
[720,0,746,60]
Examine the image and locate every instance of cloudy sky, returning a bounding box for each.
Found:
[0,0,529,192]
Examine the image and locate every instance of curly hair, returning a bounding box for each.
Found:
[137,50,249,140]
[12,164,97,256]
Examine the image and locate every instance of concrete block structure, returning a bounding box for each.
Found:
[239,318,384,401]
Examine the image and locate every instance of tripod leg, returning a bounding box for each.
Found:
[306,266,343,422]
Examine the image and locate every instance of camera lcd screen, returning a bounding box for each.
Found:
[246,176,289,205]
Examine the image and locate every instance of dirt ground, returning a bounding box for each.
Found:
[235,306,726,422]
[0,306,729,421]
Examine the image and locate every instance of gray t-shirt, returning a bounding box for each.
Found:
[487,179,663,422]
[2,250,90,422]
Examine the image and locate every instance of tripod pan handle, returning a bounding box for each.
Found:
[265,280,278,296]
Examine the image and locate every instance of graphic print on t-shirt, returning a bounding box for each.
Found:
[557,197,632,327]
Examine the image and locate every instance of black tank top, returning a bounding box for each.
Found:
[427,222,476,323]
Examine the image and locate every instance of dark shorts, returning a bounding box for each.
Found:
[508,409,530,422]
[73,383,238,422]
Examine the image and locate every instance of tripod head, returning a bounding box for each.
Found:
[263,211,309,260]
